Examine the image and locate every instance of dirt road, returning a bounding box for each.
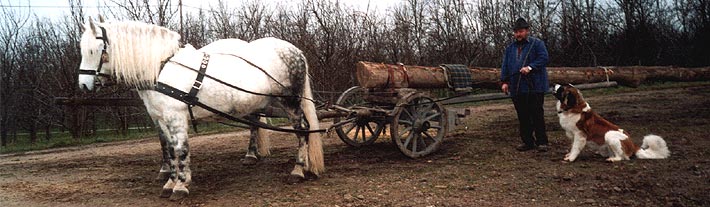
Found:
[1,85,708,206]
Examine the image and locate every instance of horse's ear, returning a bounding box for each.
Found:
[98,15,105,23]
[88,18,97,34]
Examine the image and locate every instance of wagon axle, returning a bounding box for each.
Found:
[412,119,431,133]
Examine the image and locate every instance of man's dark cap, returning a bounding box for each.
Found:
[514,17,529,30]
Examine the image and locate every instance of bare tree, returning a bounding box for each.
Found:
[0,2,31,146]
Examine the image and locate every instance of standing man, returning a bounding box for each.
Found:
[500,18,550,152]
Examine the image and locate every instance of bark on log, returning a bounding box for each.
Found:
[356,61,710,88]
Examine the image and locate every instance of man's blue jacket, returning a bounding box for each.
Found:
[500,37,549,97]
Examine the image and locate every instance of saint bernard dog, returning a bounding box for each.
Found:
[553,84,670,162]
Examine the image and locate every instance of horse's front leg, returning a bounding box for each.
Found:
[157,116,192,200]
[138,91,173,182]
[243,115,271,165]
[155,123,172,182]
[243,121,260,165]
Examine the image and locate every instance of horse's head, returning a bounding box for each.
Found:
[78,16,112,91]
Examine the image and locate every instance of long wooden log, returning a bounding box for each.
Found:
[357,61,710,88]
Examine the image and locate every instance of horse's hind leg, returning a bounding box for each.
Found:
[285,109,310,183]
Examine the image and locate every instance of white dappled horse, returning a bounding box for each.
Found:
[78,19,323,200]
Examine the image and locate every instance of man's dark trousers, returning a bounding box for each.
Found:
[512,92,548,147]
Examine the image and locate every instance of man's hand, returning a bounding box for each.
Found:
[501,83,509,95]
[519,66,532,75]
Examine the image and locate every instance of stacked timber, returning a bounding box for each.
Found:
[356,61,710,89]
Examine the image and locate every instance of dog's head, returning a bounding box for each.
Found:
[553,83,587,112]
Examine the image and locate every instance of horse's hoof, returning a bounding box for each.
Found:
[286,173,305,184]
[169,189,189,201]
[155,171,171,182]
[242,156,259,166]
[159,188,172,198]
[304,171,320,180]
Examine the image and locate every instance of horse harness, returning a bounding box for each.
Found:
[154,53,210,133]
[78,26,112,79]
[154,51,328,135]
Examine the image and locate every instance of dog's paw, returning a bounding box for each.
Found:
[564,153,576,162]
[605,157,621,162]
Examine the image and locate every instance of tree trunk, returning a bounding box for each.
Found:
[68,106,83,140]
[44,123,52,141]
[1,123,7,147]
[29,120,37,144]
[356,61,710,89]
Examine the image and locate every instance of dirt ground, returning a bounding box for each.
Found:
[1,85,709,207]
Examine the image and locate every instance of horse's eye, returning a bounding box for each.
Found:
[90,51,94,55]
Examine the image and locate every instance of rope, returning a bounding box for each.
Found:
[600,66,611,83]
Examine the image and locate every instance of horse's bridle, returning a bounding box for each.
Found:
[78,26,112,79]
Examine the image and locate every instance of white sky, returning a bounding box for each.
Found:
[2,0,404,19]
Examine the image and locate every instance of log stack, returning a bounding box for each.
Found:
[356,61,710,89]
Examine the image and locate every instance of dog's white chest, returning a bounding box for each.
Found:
[559,113,581,130]
[557,102,582,131]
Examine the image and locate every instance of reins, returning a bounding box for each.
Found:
[513,38,537,95]
[165,56,319,104]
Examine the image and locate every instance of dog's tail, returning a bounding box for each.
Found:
[635,134,670,159]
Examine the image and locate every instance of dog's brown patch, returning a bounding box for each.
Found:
[577,111,619,145]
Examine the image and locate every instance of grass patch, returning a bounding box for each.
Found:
[0,119,293,154]
[0,117,295,154]
[0,128,157,154]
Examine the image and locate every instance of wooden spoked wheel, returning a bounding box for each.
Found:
[391,93,447,158]
[334,86,386,147]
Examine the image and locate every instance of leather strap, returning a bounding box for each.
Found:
[185,53,210,104]
[184,53,211,133]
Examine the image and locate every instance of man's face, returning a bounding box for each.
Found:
[514,28,529,41]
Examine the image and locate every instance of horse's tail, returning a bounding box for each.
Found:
[256,117,271,156]
[302,62,324,175]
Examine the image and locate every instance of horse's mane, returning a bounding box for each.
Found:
[96,21,180,88]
